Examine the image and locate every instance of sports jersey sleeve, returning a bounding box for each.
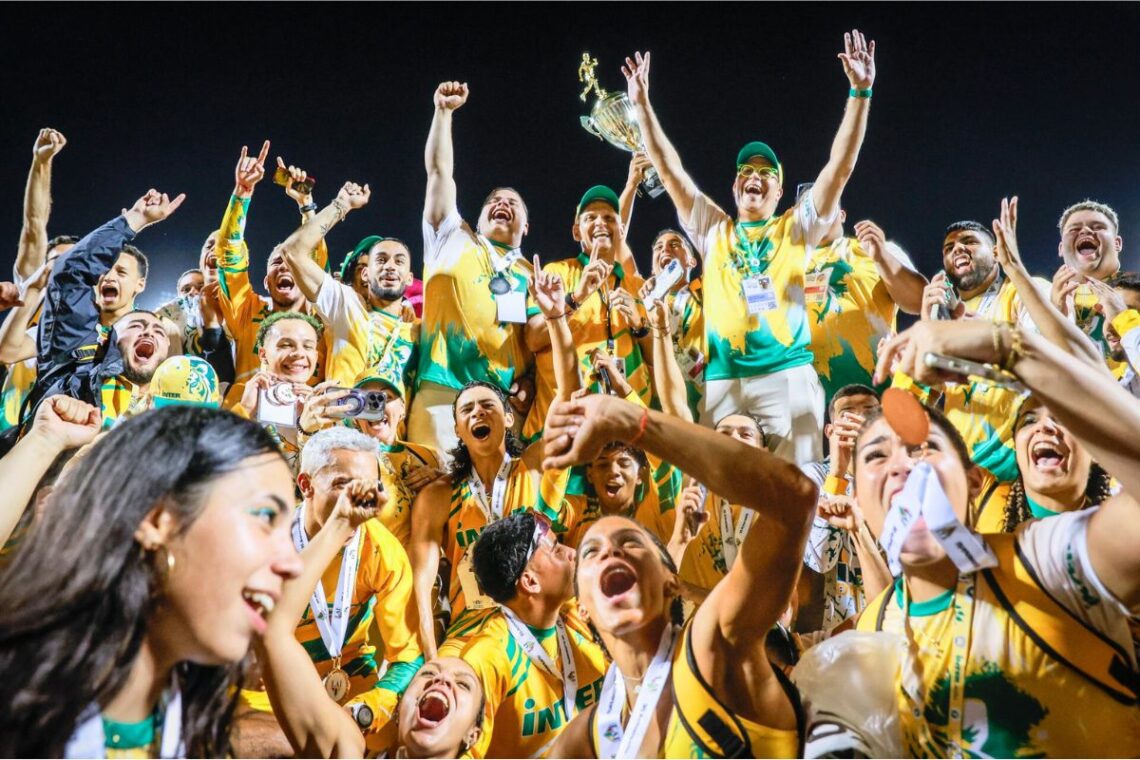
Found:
[1017,509,1139,659]
[535,464,572,527]
[365,525,425,700]
[456,632,510,760]
[215,195,261,336]
[794,190,841,248]
[1112,310,1140,374]
[678,193,729,259]
[422,210,464,267]
[1010,277,1053,331]
[315,274,365,335]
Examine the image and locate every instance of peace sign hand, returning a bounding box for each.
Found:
[838,29,876,90]
[234,140,271,198]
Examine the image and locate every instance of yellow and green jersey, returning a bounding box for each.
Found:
[665,277,707,420]
[0,357,36,432]
[314,275,418,391]
[215,194,329,408]
[419,212,533,394]
[1074,288,1128,376]
[588,621,802,758]
[807,237,906,402]
[858,510,1139,757]
[444,458,570,630]
[681,194,831,381]
[438,603,608,759]
[674,496,754,594]
[377,440,440,546]
[941,275,1046,482]
[561,456,683,550]
[523,253,651,442]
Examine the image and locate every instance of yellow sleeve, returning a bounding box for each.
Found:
[216,194,259,331]
[1110,309,1140,338]
[365,523,424,668]
[534,463,572,527]
[456,632,510,760]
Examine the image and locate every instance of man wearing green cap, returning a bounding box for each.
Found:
[521,185,651,442]
[621,30,877,465]
[414,80,536,456]
[279,185,419,392]
[340,236,376,304]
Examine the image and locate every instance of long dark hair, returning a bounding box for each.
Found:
[446,381,525,483]
[0,406,284,757]
[1002,462,1113,533]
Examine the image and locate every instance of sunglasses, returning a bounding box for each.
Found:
[737,164,780,180]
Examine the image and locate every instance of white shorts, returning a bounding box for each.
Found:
[700,363,824,465]
[407,381,461,462]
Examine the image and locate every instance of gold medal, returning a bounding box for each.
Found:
[323,659,351,703]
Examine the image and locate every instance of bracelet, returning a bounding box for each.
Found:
[543,312,567,322]
[330,199,349,222]
[823,475,848,496]
[297,420,320,437]
[1000,325,1024,372]
[991,322,1006,364]
[299,202,318,214]
[629,407,650,447]
[849,87,873,99]
[629,324,650,339]
[564,293,580,313]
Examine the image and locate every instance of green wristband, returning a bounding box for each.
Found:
[849,87,873,99]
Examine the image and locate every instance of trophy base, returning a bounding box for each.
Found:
[639,167,667,199]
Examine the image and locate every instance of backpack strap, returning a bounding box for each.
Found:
[981,532,1139,706]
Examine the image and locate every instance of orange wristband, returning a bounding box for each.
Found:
[629,407,650,447]
[824,475,848,496]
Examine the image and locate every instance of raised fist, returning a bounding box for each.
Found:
[434,81,469,112]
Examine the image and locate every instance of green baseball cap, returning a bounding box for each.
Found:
[576,185,621,216]
[339,235,382,281]
[354,369,404,400]
[736,141,783,184]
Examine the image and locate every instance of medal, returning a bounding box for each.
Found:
[323,658,351,702]
[489,274,512,295]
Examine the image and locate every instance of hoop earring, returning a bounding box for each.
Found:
[153,545,176,590]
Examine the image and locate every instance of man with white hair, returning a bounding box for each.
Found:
[233,426,424,756]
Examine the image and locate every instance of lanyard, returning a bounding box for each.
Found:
[66,688,184,759]
[370,307,406,366]
[500,608,579,723]
[731,221,772,278]
[476,234,523,279]
[968,272,1004,320]
[595,623,679,759]
[717,499,755,571]
[468,455,514,522]
[292,504,361,660]
[899,572,977,758]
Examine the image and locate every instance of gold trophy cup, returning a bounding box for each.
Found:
[578,53,665,198]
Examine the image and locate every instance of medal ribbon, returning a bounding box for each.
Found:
[468,455,514,522]
[595,623,679,759]
[717,498,756,571]
[500,608,580,724]
[65,687,184,759]
[292,504,361,661]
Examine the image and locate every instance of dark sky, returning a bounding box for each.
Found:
[3,4,1138,310]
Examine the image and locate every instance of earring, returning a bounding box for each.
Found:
[153,545,176,588]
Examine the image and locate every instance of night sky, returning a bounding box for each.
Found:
[3,4,1138,310]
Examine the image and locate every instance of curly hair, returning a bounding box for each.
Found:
[446,381,524,482]
[472,511,537,604]
[253,310,324,352]
[1002,462,1113,533]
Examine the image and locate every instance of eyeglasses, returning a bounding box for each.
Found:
[737,164,780,181]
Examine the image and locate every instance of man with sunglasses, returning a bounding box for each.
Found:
[437,511,607,759]
[621,30,877,465]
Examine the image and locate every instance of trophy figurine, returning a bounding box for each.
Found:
[578,53,665,198]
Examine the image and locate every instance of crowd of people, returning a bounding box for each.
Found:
[0,28,1137,759]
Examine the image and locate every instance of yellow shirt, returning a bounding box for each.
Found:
[314,275,418,390]
[438,603,608,759]
[681,194,833,381]
[444,458,570,629]
[523,253,651,442]
[378,440,440,546]
[419,212,533,393]
[675,496,755,594]
[665,277,707,420]
[561,457,683,550]
[857,510,1140,757]
[807,237,903,402]
[0,357,36,432]
[1075,288,1128,376]
[215,194,329,408]
[588,621,803,758]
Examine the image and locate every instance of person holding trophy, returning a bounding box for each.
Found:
[617,30,878,466]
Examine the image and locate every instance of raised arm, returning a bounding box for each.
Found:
[811,30,876,223]
[424,81,467,228]
[409,479,450,660]
[853,220,927,315]
[16,129,67,282]
[259,482,381,758]
[0,268,46,364]
[644,294,692,421]
[623,52,701,224]
[216,142,269,324]
[530,257,580,401]
[876,319,1140,607]
[0,395,99,544]
[991,196,1104,367]
[280,182,371,302]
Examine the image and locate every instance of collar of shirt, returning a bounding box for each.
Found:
[575,251,625,283]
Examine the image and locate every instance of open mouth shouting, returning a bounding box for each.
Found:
[242,588,277,634]
[415,685,453,730]
[1030,438,1069,474]
[133,335,159,364]
[1075,235,1101,264]
[950,251,973,275]
[99,281,121,306]
[602,478,625,501]
[489,205,513,225]
[274,273,296,293]
[470,421,493,442]
[742,180,765,198]
[599,560,638,602]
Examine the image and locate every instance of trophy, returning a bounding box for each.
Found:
[578,53,665,198]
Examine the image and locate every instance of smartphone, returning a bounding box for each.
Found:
[272,166,316,194]
[326,388,388,421]
[922,352,1027,392]
[645,259,684,304]
[258,383,298,427]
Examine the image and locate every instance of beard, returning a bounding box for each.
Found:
[948,259,995,293]
[370,280,407,302]
[121,362,157,386]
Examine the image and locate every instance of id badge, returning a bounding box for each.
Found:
[805,270,830,304]
[495,290,527,324]
[675,346,706,383]
[456,547,496,610]
[742,276,777,315]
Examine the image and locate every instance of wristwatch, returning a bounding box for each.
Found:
[348,702,374,731]
[564,293,580,313]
